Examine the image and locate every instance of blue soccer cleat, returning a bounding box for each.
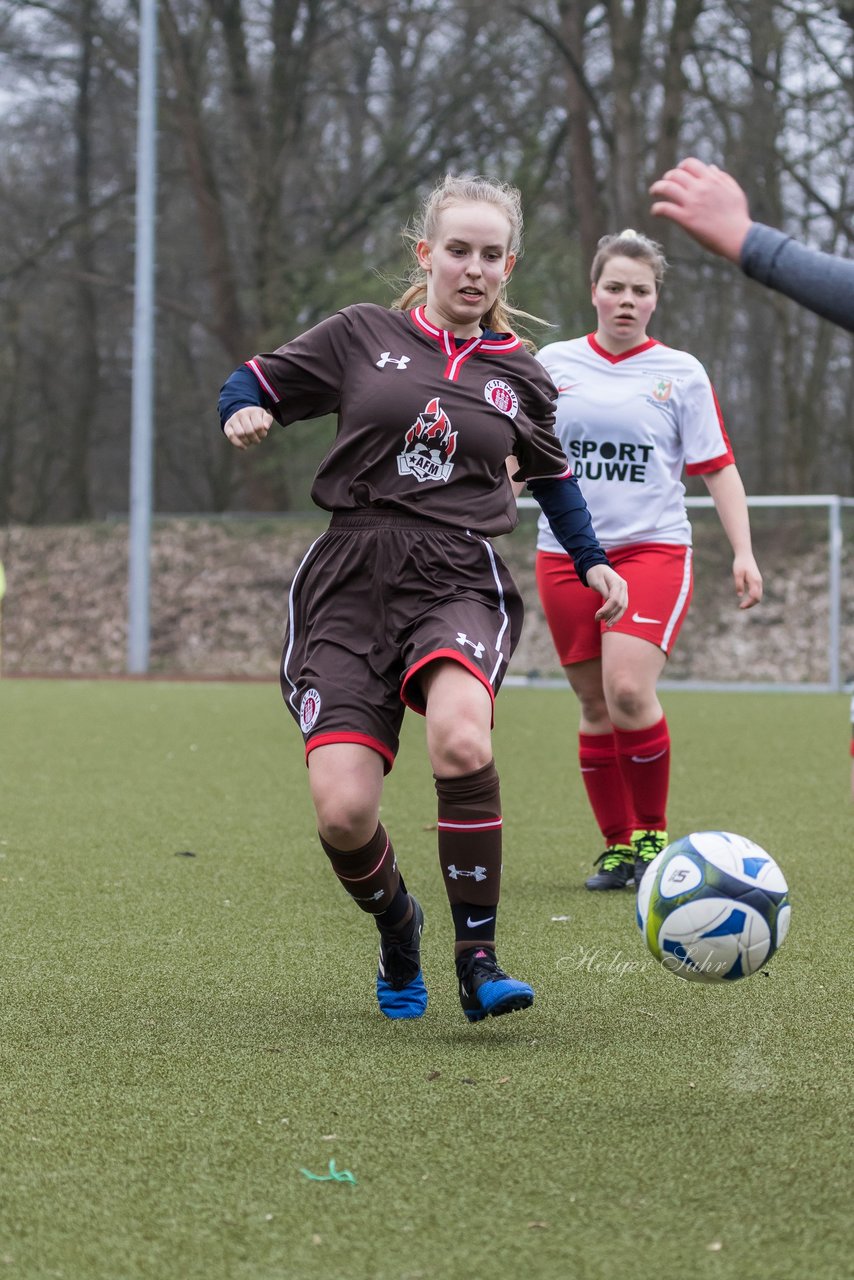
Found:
[376,898,427,1019]
[456,946,534,1023]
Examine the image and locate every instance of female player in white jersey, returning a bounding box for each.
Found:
[535,230,763,891]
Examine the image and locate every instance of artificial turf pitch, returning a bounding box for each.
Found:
[0,679,851,1280]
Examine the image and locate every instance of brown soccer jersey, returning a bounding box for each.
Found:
[247,304,568,535]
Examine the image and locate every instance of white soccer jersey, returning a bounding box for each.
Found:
[535,334,734,552]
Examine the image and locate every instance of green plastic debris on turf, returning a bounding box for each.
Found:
[299,1159,357,1185]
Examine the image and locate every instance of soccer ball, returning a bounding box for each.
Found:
[636,831,791,983]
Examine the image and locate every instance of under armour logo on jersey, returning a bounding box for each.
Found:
[456,632,485,659]
[447,864,488,881]
[376,351,411,370]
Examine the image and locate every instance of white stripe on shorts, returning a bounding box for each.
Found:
[661,546,693,653]
[477,535,510,686]
[281,534,326,715]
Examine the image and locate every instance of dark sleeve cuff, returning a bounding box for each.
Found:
[218,364,271,431]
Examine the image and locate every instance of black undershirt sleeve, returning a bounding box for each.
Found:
[217,365,270,431]
[527,472,611,586]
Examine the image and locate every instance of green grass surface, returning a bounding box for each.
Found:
[0,680,851,1280]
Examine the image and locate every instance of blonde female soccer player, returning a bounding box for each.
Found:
[218,176,627,1021]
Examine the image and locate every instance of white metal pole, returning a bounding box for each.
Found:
[828,495,842,692]
[127,0,158,673]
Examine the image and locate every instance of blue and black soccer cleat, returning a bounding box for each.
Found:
[376,897,427,1019]
[456,946,534,1023]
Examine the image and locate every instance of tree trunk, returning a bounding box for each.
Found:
[559,0,607,265]
[606,0,646,229]
[159,0,250,364]
[0,297,21,524]
[66,0,98,521]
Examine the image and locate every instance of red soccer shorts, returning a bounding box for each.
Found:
[536,542,693,666]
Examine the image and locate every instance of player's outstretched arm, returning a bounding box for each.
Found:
[586,563,629,627]
[649,157,752,263]
[651,157,854,330]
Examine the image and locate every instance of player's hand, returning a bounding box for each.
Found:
[649,158,753,263]
[224,407,273,449]
[733,553,763,609]
[587,564,628,627]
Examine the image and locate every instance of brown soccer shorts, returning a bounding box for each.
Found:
[280,510,524,771]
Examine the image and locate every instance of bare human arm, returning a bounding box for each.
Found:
[702,465,763,609]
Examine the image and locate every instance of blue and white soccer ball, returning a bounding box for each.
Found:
[636,831,791,983]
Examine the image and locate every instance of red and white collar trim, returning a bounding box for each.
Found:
[410,306,522,380]
[586,332,661,364]
[412,308,524,350]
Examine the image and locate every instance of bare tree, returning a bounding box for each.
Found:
[0,0,851,519]
[66,0,100,520]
